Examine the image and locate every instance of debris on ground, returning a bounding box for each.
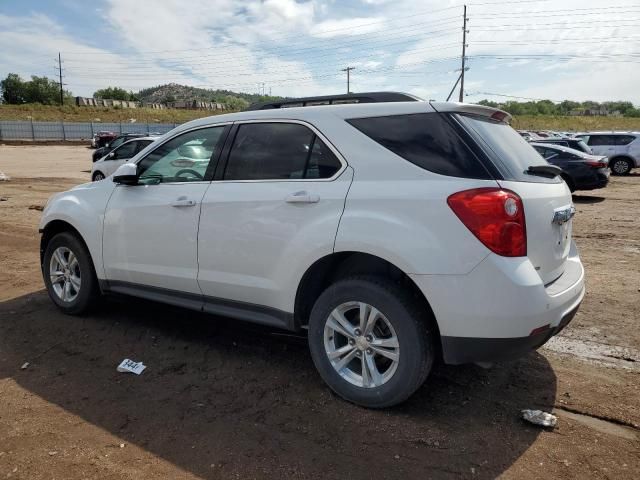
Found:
[28,205,44,211]
[20,362,29,370]
[521,409,558,428]
[117,359,146,375]
[0,171,9,181]
[0,196,8,201]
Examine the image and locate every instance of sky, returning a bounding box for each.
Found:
[0,0,638,104]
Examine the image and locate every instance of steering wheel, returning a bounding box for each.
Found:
[174,168,203,180]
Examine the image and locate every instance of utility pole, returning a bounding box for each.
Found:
[459,5,468,102]
[341,66,355,94]
[56,52,64,106]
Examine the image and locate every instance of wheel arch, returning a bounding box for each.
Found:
[92,170,105,181]
[294,251,442,355]
[609,155,635,171]
[40,220,90,266]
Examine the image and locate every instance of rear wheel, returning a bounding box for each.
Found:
[610,158,632,175]
[92,171,105,181]
[43,232,99,315]
[308,276,435,408]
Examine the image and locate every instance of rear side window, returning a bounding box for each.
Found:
[616,135,636,146]
[347,113,491,179]
[224,122,341,180]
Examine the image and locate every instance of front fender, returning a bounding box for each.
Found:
[39,181,115,279]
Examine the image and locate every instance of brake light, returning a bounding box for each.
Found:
[585,160,607,168]
[447,188,527,257]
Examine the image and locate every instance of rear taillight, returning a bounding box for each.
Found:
[585,160,608,168]
[447,188,527,257]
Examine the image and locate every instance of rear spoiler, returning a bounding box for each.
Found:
[430,102,512,124]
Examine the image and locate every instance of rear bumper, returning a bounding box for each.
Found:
[576,168,609,190]
[440,304,579,364]
[410,241,585,365]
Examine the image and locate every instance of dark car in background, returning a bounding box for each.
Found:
[92,133,147,162]
[531,137,592,154]
[531,142,609,192]
[91,131,118,149]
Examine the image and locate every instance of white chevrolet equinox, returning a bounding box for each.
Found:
[40,97,585,408]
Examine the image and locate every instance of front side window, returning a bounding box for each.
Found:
[111,141,137,160]
[348,113,491,179]
[224,122,341,180]
[137,126,225,184]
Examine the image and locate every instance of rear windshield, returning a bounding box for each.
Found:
[455,114,560,183]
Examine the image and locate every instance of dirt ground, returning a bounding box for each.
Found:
[0,145,638,479]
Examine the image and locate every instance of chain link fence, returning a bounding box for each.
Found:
[0,121,179,141]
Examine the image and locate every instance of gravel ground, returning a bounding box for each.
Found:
[0,145,639,479]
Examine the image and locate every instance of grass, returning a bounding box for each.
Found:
[1,105,639,131]
[510,115,640,132]
[0,104,229,123]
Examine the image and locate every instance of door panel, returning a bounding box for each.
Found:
[197,172,352,312]
[103,183,210,293]
[197,120,351,313]
[102,125,228,293]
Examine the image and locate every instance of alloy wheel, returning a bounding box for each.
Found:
[49,246,81,302]
[323,301,400,388]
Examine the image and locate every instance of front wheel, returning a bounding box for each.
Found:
[42,232,99,315]
[308,276,435,408]
[610,158,632,175]
[92,171,105,181]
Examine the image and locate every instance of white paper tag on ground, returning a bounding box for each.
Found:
[117,359,146,375]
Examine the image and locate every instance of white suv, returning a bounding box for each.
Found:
[39,99,585,407]
[575,132,640,175]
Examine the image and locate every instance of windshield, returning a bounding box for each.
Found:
[456,114,559,183]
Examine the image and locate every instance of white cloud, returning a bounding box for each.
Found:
[310,17,386,38]
[0,0,638,103]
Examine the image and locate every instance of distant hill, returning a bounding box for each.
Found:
[136,83,282,109]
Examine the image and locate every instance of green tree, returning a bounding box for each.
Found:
[1,73,26,104]
[93,86,133,101]
[24,75,61,104]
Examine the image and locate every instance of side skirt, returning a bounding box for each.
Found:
[100,280,295,331]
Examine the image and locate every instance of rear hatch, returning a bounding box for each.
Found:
[453,111,574,284]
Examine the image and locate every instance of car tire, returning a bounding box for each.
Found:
[610,158,632,175]
[308,275,435,408]
[92,171,105,181]
[42,232,99,315]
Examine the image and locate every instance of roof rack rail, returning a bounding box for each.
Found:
[245,91,423,111]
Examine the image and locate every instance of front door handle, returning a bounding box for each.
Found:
[285,191,320,204]
[171,196,197,207]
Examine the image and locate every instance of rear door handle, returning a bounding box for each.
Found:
[285,191,320,204]
[171,196,197,207]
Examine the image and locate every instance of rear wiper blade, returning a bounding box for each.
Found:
[526,164,562,178]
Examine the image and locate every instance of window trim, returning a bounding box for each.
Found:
[131,123,232,186]
[216,119,348,183]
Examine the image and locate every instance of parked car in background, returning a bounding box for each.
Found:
[92,133,148,162]
[574,132,640,175]
[91,137,156,181]
[532,137,593,154]
[531,142,609,192]
[91,131,118,149]
[40,97,585,408]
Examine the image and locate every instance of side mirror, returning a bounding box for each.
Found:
[107,151,116,159]
[113,163,138,185]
